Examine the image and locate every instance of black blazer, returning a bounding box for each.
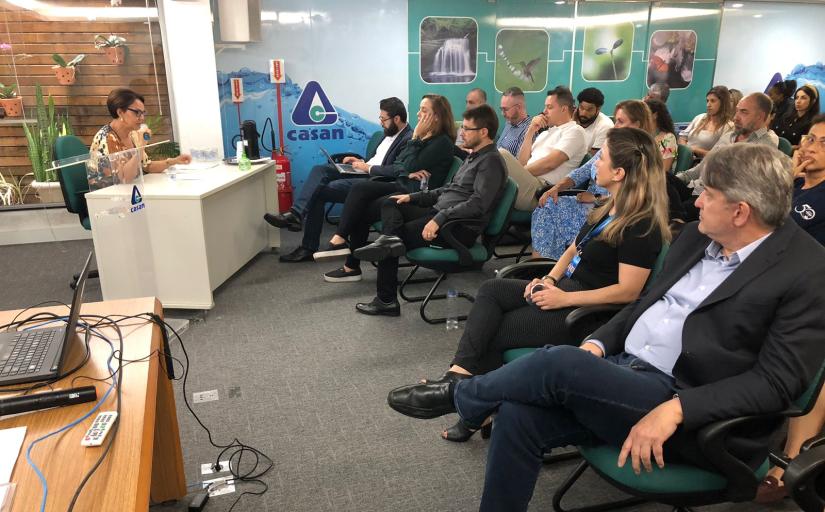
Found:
[590,220,825,464]
[367,125,412,177]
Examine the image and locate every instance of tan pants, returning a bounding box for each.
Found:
[498,148,545,211]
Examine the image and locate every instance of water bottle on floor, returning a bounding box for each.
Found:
[445,289,460,331]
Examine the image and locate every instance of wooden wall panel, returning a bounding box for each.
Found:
[0,4,172,203]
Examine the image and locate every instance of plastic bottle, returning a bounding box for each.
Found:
[237,140,251,171]
[140,123,151,142]
[420,175,429,192]
[445,289,459,331]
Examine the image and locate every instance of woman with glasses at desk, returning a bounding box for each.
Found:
[89,88,191,186]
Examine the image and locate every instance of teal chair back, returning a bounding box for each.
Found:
[675,144,694,174]
[55,135,92,230]
[445,156,462,184]
[580,153,592,167]
[364,130,384,161]
[777,137,793,157]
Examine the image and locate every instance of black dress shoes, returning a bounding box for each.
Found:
[264,211,302,232]
[387,381,456,419]
[353,235,406,262]
[279,246,314,262]
[355,297,400,316]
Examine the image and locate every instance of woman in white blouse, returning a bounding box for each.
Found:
[678,85,734,160]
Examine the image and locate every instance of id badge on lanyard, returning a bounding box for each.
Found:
[564,254,581,278]
[564,215,613,278]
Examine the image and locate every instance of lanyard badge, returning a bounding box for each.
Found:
[564,215,613,278]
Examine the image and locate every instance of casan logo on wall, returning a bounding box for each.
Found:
[289,81,344,141]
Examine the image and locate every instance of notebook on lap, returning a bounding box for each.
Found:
[0,252,93,386]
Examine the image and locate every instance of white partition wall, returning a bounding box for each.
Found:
[158,0,224,153]
[715,1,825,94]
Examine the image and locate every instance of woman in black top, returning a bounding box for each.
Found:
[768,79,797,126]
[401,127,672,442]
[774,84,821,148]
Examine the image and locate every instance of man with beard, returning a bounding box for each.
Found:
[575,87,614,155]
[675,92,777,220]
[265,97,412,262]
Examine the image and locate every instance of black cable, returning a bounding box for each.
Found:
[4,300,70,332]
[148,314,273,511]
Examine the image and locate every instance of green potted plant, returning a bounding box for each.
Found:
[52,54,85,85]
[94,34,126,65]
[23,84,73,203]
[0,83,23,117]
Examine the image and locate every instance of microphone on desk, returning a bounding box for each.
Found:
[0,386,97,416]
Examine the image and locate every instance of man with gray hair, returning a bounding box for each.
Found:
[496,86,530,156]
[387,143,825,511]
[645,82,670,103]
[676,92,778,219]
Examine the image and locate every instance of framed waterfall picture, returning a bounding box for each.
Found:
[420,16,478,84]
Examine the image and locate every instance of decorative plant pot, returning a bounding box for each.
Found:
[0,97,23,117]
[54,67,76,85]
[104,46,125,65]
[31,180,64,205]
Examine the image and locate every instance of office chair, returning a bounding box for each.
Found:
[674,144,694,174]
[55,135,99,288]
[551,362,825,512]
[397,178,518,323]
[777,137,794,157]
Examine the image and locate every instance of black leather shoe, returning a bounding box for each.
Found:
[264,211,302,232]
[279,246,314,263]
[355,297,400,316]
[443,419,492,442]
[387,381,456,419]
[353,235,406,262]
[423,371,472,385]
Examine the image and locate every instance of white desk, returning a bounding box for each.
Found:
[85,162,279,309]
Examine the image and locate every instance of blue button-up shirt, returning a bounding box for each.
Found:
[496,117,530,157]
[591,233,771,376]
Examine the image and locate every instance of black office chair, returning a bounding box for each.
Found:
[55,135,99,289]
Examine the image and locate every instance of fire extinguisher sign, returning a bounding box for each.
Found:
[269,59,285,84]
[230,77,244,103]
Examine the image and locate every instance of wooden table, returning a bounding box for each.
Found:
[85,162,279,309]
[0,298,186,511]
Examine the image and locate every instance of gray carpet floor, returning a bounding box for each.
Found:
[0,232,801,512]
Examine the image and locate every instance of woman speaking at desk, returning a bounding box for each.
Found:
[89,88,191,184]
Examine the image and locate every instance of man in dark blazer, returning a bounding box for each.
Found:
[386,143,825,511]
[265,97,413,262]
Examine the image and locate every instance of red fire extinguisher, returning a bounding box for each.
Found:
[273,147,293,213]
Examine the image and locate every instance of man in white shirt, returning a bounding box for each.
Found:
[575,87,614,155]
[499,85,587,210]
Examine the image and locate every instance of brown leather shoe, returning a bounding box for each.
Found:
[754,475,787,503]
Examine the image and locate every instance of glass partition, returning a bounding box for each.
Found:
[0,1,174,208]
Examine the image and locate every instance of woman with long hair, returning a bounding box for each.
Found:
[313,94,456,281]
[679,85,734,160]
[396,127,671,442]
[644,98,677,172]
[774,84,821,148]
[532,100,683,259]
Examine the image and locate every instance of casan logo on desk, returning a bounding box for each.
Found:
[289,81,343,141]
[130,185,145,213]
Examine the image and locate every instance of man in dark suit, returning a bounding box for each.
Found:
[265,97,412,262]
[386,143,825,511]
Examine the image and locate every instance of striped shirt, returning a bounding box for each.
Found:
[496,117,530,157]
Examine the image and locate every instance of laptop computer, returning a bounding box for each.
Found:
[0,252,93,386]
[319,147,368,175]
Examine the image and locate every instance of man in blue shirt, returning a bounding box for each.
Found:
[387,144,825,511]
[496,87,530,157]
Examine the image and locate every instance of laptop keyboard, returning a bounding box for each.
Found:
[0,330,57,378]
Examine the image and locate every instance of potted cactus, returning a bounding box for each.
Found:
[52,54,85,85]
[0,83,23,117]
[94,34,126,65]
